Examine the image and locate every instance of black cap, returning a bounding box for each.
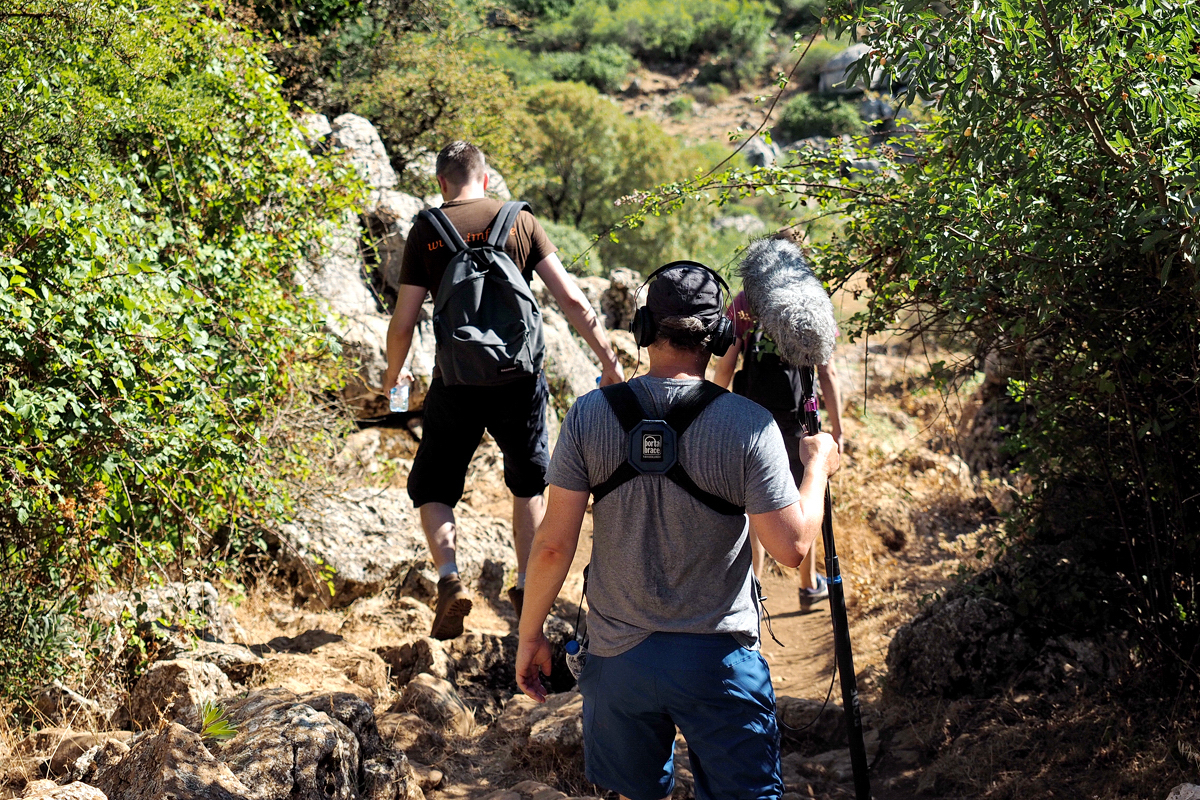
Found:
[646,264,723,326]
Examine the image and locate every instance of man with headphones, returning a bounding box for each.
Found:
[515,262,841,800]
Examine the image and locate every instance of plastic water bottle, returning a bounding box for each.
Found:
[565,639,587,680]
[389,382,410,413]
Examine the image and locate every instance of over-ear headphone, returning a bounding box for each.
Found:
[629,260,735,357]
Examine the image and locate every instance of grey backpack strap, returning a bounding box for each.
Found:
[421,207,469,253]
[486,201,532,249]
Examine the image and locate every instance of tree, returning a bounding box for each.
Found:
[647,0,1200,681]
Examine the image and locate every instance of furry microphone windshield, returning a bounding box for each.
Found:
[737,239,837,367]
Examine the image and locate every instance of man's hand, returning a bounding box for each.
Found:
[516,631,554,702]
[381,366,414,396]
[799,431,841,476]
[599,363,625,387]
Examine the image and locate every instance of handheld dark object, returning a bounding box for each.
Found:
[739,238,872,800]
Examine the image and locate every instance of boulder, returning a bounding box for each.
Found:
[33,682,105,728]
[776,696,846,749]
[328,113,398,210]
[126,659,234,730]
[525,690,583,756]
[1168,786,1200,800]
[818,43,887,95]
[68,739,130,785]
[297,113,331,152]
[542,305,601,406]
[886,596,1036,698]
[91,723,252,800]
[159,641,263,684]
[866,496,913,551]
[391,673,474,736]
[296,208,378,318]
[574,276,609,316]
[485,166,512,200]
[19,729,133,778]
[365,189,425,295]
[86,581,232,643]
[601,268,643,331]
[221,692,359,800]
[742,135,782,168]
[273,487,514,607]
[261,634,391,697]
[379,637,454,685]
[22,781,106,800]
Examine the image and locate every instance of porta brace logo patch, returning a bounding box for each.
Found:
[641,432,664,461]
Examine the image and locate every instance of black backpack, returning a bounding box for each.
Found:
[733,323,804,418]
[419,202,545,386]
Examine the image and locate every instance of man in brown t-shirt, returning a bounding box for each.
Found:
[383,141,624,640]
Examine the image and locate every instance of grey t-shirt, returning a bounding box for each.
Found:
[547,376,800,657]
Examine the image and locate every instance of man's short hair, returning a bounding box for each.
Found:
[436,141,486,187]
[655,315,714,352]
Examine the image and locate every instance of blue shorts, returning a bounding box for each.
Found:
[578,632,782,800]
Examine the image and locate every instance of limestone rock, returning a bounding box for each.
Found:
[33,682,105,728]
[601,268,643,331]
[818,43,886,95]
[329,114,398,208]
[91,723,252,800]
[86,581,230,642]
[574,276,609,316]
[365,189,425,294]
[20,729,133,778]
[302,693,385,758]
[297,208,378,318]
[379,637,454,685]
[392,673,474,735]
[525,690,583,755]
[1168,785,1200,800]
[712,214,766,235]
[297,113,331,151]
[485,166,512,200]
[159,641,263,684]
[742,135,782,168]
[221,693,359,800]
[273,487,514,607]
[127,659,234,730]
[68,739,129,785]
[776,696,846,749]
[542,305,600,405]
[495,694,539,737]
[886,596,1035,697]
[22,781,107,800]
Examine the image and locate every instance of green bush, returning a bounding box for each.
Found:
[775,0,826,29]
[0,0,356,700]
[693,83,731,105]
[667,95,695,118]
[541,44,636,93]
[775,93,862,141]
[542,222,604,276]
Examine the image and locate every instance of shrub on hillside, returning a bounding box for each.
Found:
[776,93,862,141]
[542,222,604,276]
[541,44,636,93]
[0,0,357,701]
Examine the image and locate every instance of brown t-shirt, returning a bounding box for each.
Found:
[399,198,557,293]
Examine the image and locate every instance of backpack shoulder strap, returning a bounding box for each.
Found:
[600,382,646,432]
[486,201,532,249]
[663,381,727,435]
[420,207,469,254]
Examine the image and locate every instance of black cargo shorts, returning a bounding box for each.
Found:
[407,372,551,508]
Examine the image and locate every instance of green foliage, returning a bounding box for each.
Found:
[335,31,533,193]
[542,221,604,276]
[200,701,238,743]
[0,582,78,705]
[667,95,695,118]
[0,0,356,699]
[540,44,636,94]
[529,0,773,69]
[775,93,862,141]
[692,83,731,106]
[775,0,826,29]
[522,82,716,273]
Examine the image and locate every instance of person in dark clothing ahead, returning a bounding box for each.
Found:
[382,141,624,640]
[515,263,840,800]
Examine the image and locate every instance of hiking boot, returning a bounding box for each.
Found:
[799,574,830,611]
[431,576,473,640]
[508,586,524,621]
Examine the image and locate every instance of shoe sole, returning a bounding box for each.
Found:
[799,593,829,611]
[431,596,473,640]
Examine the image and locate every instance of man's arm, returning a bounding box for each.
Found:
[516,484,588,702]
[534,254,624,387]
[817,362,844,452]
[382,283,428,393]
[714,336,742,389]
[748,433,840,567]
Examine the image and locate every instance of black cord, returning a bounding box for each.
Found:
[777,658,839,734]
